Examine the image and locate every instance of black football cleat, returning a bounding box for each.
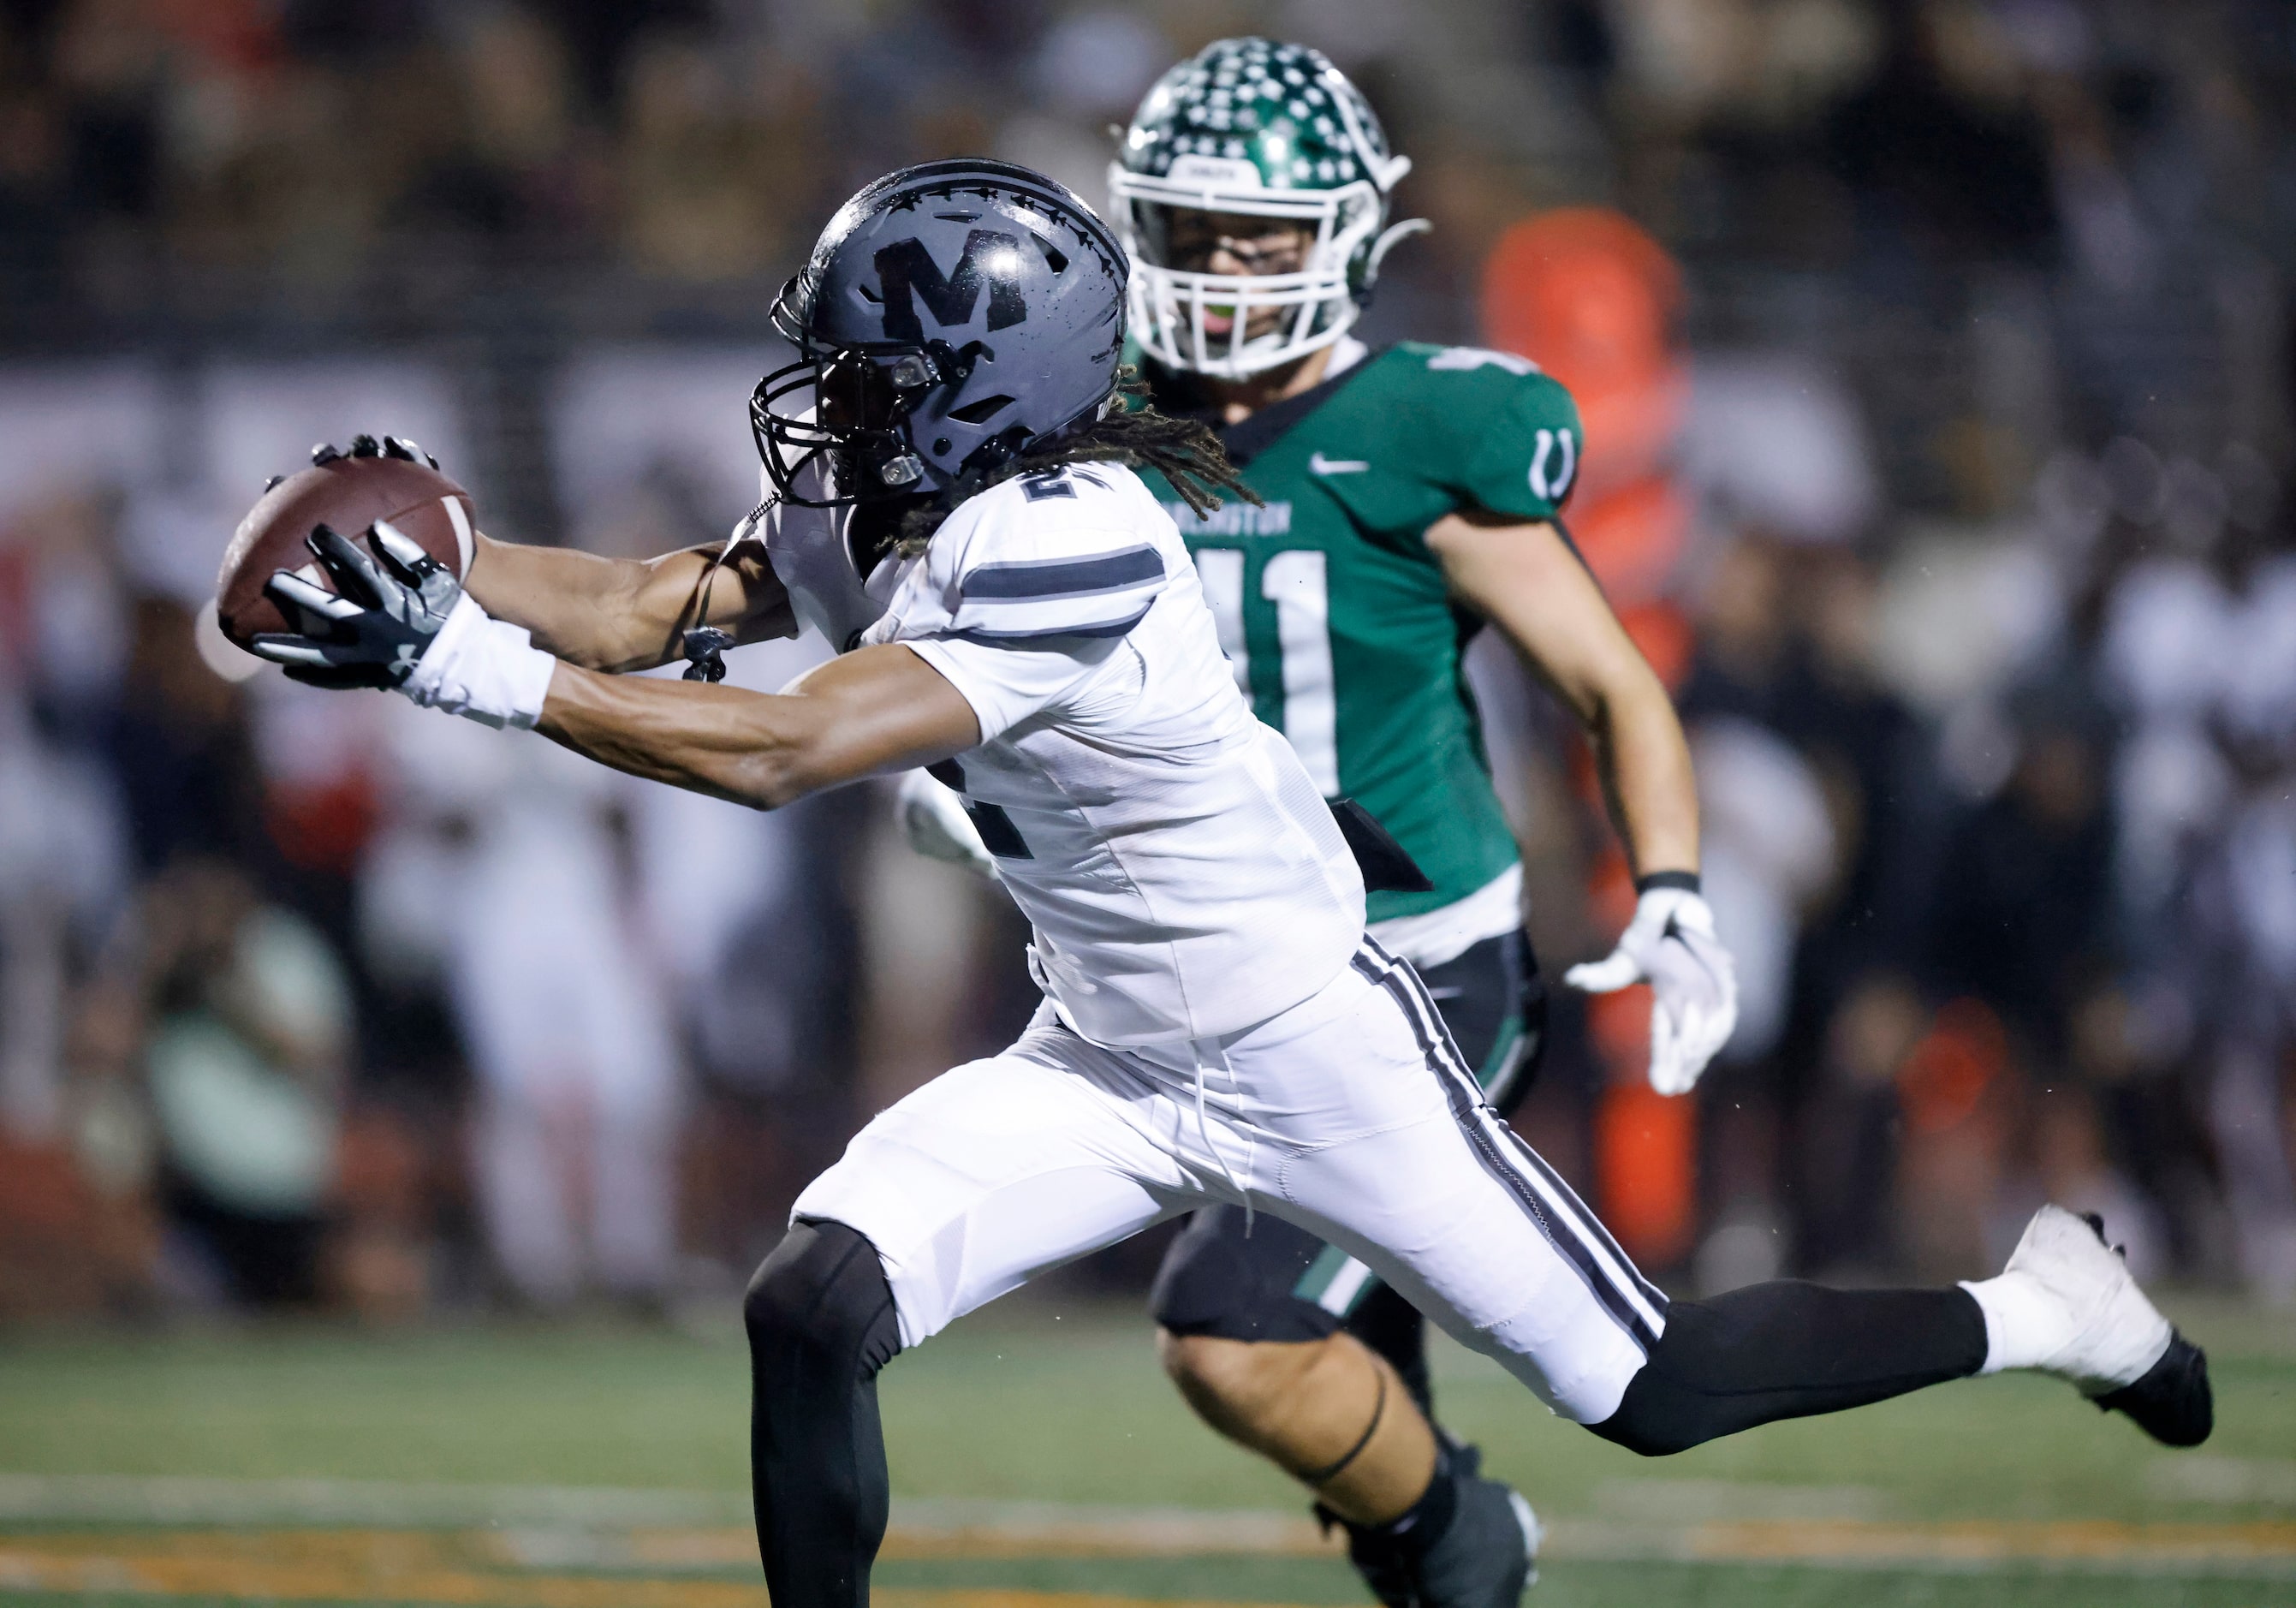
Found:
[2094,1331,2213,1447]
[1336,1444,1540,1608]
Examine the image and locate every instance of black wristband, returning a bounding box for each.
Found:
[1636,869,1701,896]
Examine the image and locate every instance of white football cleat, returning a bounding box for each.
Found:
[2003,1205,2171,1391]
[1983,1205,2212,1445]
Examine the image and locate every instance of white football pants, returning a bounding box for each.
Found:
[794,939,1666,1424]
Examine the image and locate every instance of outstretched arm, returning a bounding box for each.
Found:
[1428,509,1734,1095]
[1426,510,1697,879]
[463,530,795,674]
[248,521,967,802]
[538,642,980,809]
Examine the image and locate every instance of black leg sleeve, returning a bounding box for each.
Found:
[745,1220,905,1608]
[1591,1282,1988,1456]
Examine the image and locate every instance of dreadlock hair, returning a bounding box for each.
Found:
[889,368,1260,557]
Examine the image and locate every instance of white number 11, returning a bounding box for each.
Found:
[1192,548,1341,796]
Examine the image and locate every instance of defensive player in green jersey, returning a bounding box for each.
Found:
[1108,38,1739,1608]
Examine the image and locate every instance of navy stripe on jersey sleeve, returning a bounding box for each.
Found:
[961,545,1163,601]
[946,540,1166,643]
[954,600,1157,644]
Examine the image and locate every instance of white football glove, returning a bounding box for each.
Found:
[895,769,997,880]
[1564,882,1738,1096]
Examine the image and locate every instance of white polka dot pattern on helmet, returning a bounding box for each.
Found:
[1122,39,1389,191]
[1108,37,1425,378]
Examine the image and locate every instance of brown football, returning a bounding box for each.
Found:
[216,450,476,649]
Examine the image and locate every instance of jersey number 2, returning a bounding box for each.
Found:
[1192,548,1340,796]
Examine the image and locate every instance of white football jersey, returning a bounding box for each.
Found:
[789,462,1365,1046]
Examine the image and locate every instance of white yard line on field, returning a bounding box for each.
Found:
[0,1474,749,1529]
[1,1474,2293,1577]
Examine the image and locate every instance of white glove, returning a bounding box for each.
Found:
[399,592,557,730]
[1564,881,1738,1096]
[895,769,997,880]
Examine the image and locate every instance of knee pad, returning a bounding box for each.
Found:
[744,1221,901,1607]
[744,1219,902,1383]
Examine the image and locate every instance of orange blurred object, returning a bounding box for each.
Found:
[155,0,283,74]
[264,768,381,877]
[1897,998,2010,1135]
[1586,987,1698,1265]
[1567,477,1692,604]
[1614,600,1694,691]
[1489,208,1704,1267]
[1596,1069,1698,1266]
[1894,999,2013,1279]
[1484,209,1679,390]
[1483,210,1689,608]
[1482,208,1687,497]
[0,1135,155,1318]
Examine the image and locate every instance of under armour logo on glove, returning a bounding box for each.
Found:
[1564,879,1739,1096]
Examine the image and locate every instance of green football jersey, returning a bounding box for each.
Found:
[1133,342,1585,924]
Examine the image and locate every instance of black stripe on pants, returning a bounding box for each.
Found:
[1351,942,1666,1356]
[1369,937,1672,1319]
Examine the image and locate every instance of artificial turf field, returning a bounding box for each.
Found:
[0,1293,2291,1608]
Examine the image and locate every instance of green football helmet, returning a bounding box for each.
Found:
[1109,38,1426,378]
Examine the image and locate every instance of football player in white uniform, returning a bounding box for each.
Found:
[898,43,1725,1608]
[253,160,2210,1608]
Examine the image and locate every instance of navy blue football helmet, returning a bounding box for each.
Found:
[753,159,1129,507]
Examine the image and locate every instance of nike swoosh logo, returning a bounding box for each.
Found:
[1309,451,1369,475]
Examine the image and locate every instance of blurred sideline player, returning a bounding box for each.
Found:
[249,153,2210,1608]
[899,40,1732,1606]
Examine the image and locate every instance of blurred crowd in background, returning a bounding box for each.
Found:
[1,0,2293,1322]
